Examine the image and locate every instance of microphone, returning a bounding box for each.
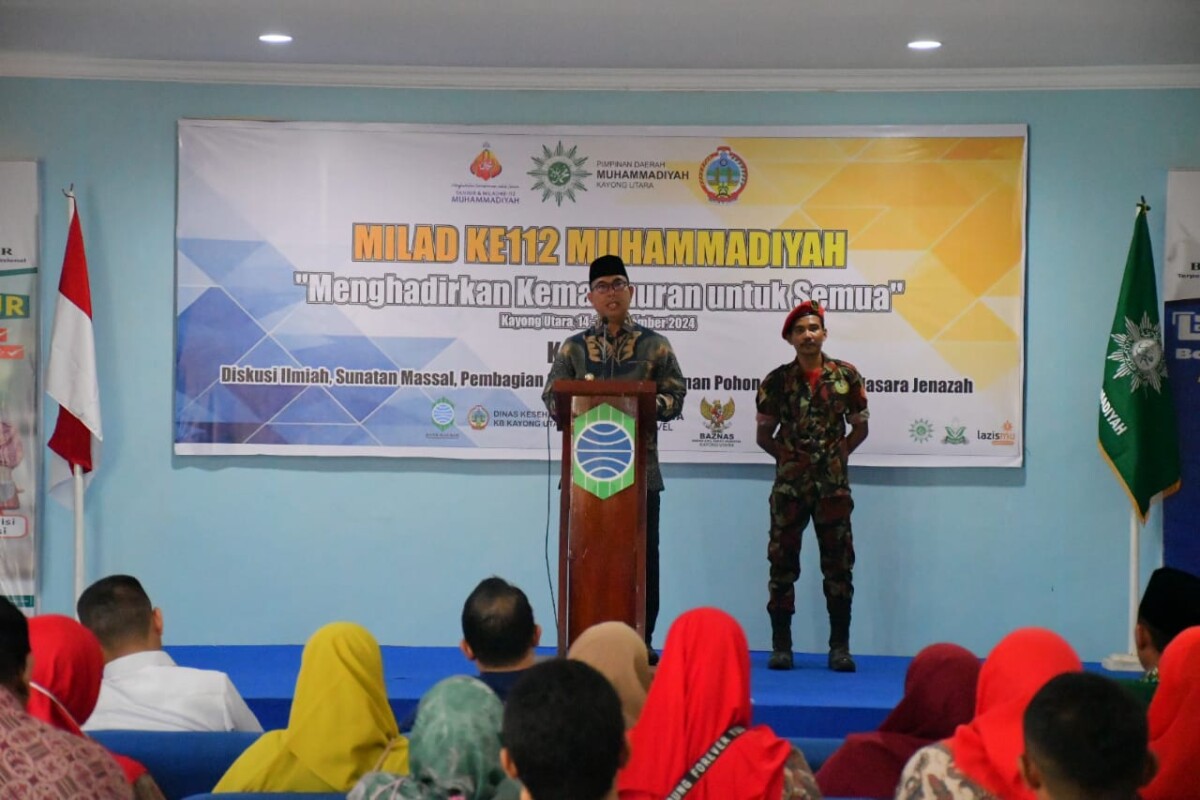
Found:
[599,316,610,378]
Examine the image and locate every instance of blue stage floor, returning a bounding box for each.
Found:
[165,645,1130,739]
[166,645,903,738]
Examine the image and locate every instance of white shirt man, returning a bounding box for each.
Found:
[77,575,264,733]
[82,649,262,732]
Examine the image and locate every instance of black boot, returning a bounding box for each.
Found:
[827,599,856,673]
[768,611,793,670]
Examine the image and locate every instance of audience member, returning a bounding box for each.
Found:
[214,621,409,793]
[77,574,262,733]
[567,621,654,729]
[1019,672,1155,800]
[399,576,543,731]
[618,607,822,800]
[350,675,520,800]
[0,596,130,797]
[896,627,1082,800]
[28,614,165,799]
[1141,625,1200,800]
[1123,566,1200,706]
[815,642,980,799]
[461,577,542,701]
[501,659,627,800]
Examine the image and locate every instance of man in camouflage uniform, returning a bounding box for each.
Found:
[543,255,687,660]
[756,300,868,672]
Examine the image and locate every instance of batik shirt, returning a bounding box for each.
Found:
[543,316,686,491]
[0,687,131,799]
[896,743,998,800]
[756,355,868,494]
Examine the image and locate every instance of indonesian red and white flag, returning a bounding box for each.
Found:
[46,196,102,505]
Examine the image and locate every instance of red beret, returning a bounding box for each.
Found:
[782,300,824,339]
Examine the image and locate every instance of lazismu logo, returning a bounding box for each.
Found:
[977,421,1017,446]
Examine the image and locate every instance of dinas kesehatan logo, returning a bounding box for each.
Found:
[431,397,456,432]
[909,418,934,443]
[470,142,502,181]
[699,146,748,203]
[528,142,592,206]
[467,404,489,431]
[1108,312,1168,393]
[572,403,636,500]
[700,397,736,434]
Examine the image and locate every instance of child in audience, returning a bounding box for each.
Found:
[501,659,627,800]
[1141,625,1200,800]
[816,643,980,799]
[1019,672,1155,800]
[896,627,1081,800]
[618,607,822,800]
[567,621,654,729]
[214,621,408,792]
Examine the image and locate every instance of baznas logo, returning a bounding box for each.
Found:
[468,405,489,430]
[700,397,736,434]
[528,142,592,206]
[470,143,502,181]
[909,418,934,443]
[699,146,748,203]
[572,403,636,500]
[431,397,456,431]
[1108,312,1168,393]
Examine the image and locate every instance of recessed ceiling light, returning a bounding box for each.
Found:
[908,40,942,51]
[259,33,293,44]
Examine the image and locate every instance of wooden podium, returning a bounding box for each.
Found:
[552,379,657,653]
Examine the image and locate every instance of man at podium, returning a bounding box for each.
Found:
[542,255,687,659]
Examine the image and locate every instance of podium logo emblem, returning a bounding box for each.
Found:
[572,403,636,500]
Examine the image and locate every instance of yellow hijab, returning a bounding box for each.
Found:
[215,622,409,792]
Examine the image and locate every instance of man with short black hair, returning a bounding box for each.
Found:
[77,574,261,732]
[501,658,627,800]
[543,254,687,661]
[460,576,542,701]
[1020,672,1156,800]
[0,595,130,794]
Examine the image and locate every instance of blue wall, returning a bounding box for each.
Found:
[3,78,1198,658]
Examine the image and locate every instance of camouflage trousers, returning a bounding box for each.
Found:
[767,484,855,615]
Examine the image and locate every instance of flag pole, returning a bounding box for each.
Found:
[1102,509,1144,671]
[73,463,85,601]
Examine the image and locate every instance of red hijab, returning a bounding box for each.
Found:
[1143,625,1200,800]
[618,608,792,800]
[27,614,149,783]
[816,642,981,798]
[945,628,1081,800]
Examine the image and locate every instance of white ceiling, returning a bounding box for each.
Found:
[2,0,1200,90]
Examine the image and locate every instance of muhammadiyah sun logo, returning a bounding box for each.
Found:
[909,418,934,443]
[1108,312,1168,393]
[528,142,592,206]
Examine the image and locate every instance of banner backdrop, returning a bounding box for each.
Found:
[1164,170,1200,572]
[0,162,40,611]
[175,121,1027,467]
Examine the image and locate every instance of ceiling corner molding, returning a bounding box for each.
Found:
[2,53,1200,92]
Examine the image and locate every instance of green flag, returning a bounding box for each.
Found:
[1099,201,1181,522]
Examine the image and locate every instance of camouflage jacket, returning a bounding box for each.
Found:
[756,355,868,492]
[542,316,686,491]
